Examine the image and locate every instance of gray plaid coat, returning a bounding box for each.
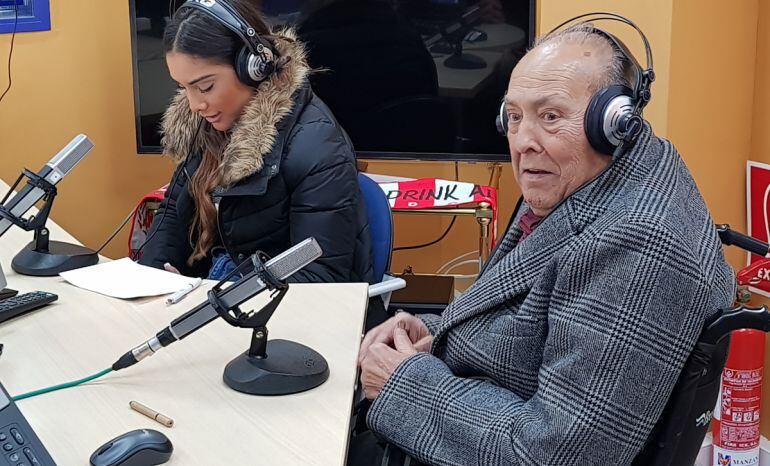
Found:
[367,124,736,465]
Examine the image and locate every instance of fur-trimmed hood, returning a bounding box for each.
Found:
[160,28,310,187]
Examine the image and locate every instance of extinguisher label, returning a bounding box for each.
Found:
[718,368,763,450]
[713,446,759,465]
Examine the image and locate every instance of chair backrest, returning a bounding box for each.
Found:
[632,336,729,465]
[358,173,393,283]
[633,304,770,465]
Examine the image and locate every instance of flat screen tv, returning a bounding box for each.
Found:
[129,0,535,161]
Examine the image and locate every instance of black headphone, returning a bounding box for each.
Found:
[179,0,278,87]
[496,12,655,156]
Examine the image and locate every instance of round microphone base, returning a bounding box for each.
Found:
[223,339,329,396]
[444,52,487,70]
[12,240,99,276]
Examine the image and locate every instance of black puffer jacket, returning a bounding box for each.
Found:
[140,31,372,285]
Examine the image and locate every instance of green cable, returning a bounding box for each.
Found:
[11,368,113,401]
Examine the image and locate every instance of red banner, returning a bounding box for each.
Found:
[376,177,498,246]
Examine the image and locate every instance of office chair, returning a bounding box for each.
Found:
[633,225,770,465]
[358,173,405,308]
[358,173,393,283]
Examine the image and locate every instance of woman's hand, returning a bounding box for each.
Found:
[164,262,181,274]
[358,312,433,367]
[360,327,421,400]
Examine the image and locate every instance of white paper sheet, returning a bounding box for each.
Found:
[59,258,199,299]
[362,173,415,183]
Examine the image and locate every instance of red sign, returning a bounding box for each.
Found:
[746,161,770,296]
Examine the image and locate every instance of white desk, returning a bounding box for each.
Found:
[0,181,368,465]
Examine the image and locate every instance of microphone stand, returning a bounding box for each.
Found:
[424,5,487,70]
[0,169,98,276]
[210,252,329,396]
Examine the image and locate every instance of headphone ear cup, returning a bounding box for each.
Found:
[584,85,635,155]
[496,100,507,136]
[235,46,260,87]
[235,45,276,88]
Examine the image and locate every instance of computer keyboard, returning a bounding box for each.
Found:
[0,292,58,325]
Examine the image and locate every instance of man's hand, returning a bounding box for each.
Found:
[358,313,433,367]
[360,328,421,400]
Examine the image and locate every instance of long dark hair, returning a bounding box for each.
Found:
[162,1,274,266]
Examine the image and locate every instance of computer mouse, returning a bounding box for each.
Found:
[90,429,173,466]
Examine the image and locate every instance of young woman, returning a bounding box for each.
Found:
[139,0,373,287]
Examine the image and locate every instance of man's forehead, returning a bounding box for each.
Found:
[517,41,604,76]
[505,42,606,102]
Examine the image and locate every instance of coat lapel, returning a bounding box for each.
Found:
[433,205,576,344]
[432,124,657,347]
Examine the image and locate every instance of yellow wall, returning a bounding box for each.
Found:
[0,1,174,259]
[667,0,759,269]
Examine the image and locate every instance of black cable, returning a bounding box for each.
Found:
[0,2,18,105]
[393,216,457,252]
[95,207,137,255]
[392,162,460,252]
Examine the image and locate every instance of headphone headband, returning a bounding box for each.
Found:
[180,0,273,57]
[178,0,278,87]
[546,13,655,108]
[546,12,653,72]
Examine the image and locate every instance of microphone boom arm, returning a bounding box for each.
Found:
[112,238,322,371]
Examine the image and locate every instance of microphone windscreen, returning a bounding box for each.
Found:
[265,237,323,280]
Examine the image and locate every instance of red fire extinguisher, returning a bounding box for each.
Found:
[712,260,768,466]
[712,330,764,465]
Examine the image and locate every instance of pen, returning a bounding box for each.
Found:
[166,277,202,305]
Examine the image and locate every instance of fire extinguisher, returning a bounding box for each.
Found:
[712,260,768,466]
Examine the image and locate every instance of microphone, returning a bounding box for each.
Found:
[0,135,94,237]
[112,237,323,371]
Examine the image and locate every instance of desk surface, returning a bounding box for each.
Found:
[0,181,368,465]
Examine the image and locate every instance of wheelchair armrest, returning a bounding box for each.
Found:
[368,276,406,298]
[716,224,769,256]
[701,304,770,344]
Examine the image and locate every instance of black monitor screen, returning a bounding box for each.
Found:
[129,0,535,161]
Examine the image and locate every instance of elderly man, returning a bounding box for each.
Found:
[352,19,736,466]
